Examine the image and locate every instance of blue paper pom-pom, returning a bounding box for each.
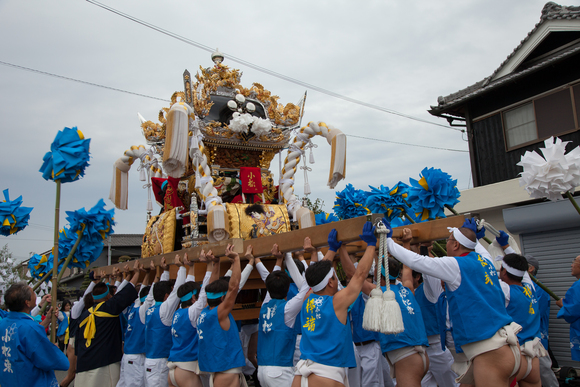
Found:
[333,184,370,220]
[315,212,340,225]
[58,227,104,269]
[407,168,460,221]
[365,183,413,222]
[65,199,115,243]
[39,127,91,183]
[0,189,33,236]
[28,253,63,282]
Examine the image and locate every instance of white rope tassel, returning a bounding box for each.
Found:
[145,168,153,212]
[301,158,312,196]
[362,239,385,332]
[378,222,404,334]
[139,165,146,181]
[195,166,202,189]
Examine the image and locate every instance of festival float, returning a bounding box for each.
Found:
[98,51,468,320]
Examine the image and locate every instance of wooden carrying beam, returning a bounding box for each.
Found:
[95,214,467,321]
[96,214,467,275]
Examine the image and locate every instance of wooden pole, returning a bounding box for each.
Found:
[530,274,560,301]
[95,214,468,275]
[56,223,86,283]
[32,273,50,292]
[565,191,580,217]
[50,180,61,343]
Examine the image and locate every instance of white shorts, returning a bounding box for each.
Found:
[76,362,121,387]
[423,344,457,387]
[293,335,302,366]
[240,323,258,375]
[446,334,470,379]
[117,353,145,387]
[294,359,349,387]
[145,357,169,387]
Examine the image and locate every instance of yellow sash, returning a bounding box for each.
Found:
[79,302,118,347]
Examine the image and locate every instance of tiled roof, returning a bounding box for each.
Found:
[431,2,580,113]
[109,234,143,247]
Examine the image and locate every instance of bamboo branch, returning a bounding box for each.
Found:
[565,191,580,217]
[530,274,560,301]
[445,204,494,245]
[56,223,86,283]
[51,180,61,343]
[32,273,50,292]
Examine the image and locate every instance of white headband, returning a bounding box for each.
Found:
[447,227,477,250]
[311,268,335,292]
[501,260,526,277]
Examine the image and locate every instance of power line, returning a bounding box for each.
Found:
[86,0,463,133]
[28,223,54,230]
[1,59,468,153]
[5,238,54,242]
[0,60,169,102]
[346,134,468,153]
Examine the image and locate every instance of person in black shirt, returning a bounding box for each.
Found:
[75,260,141,387]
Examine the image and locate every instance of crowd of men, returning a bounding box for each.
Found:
[0,217,578,387]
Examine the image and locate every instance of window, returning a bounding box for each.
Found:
[502,87,578,150]
[503,103,537,148]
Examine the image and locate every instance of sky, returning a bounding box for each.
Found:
[0,0,553,262]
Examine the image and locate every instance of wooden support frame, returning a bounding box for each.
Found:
[96,214,467,275]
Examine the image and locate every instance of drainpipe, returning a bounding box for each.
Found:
[107,235,112,266]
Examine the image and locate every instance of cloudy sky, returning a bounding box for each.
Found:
[0,0,551,262]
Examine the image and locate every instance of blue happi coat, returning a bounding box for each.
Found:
[0,311,69,386]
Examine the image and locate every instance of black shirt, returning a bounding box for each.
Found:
[75,284,137,372]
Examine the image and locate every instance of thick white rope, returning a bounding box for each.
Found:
[377,220,404,334]
[280,121,345,220]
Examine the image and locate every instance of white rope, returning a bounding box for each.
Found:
[300,158,312,195]
[280,121,346,219]
[377,220,404,334]
[363,220,386,332]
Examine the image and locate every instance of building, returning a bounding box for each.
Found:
[21,234,143,300]
[59,233,143,292]
[430,2,580,367]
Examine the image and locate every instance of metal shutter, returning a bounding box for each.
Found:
[521,226,580,368]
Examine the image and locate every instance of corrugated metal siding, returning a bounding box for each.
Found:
[521,227,580,367]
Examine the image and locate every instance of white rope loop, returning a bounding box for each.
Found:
[280,121,346,220]
[374,219,389,287]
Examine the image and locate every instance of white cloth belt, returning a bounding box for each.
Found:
[458,322,522,385]
[520,337,548,380]
[294,359,349,387]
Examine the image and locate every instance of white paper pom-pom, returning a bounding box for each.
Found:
[229,112,253,133]
[517,136,580,201]
[251,117,272,137]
